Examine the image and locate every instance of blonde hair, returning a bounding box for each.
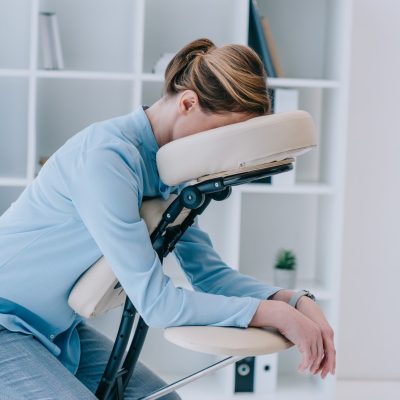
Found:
[164,38,270,116]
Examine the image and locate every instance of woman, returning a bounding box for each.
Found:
[0,38,335,399]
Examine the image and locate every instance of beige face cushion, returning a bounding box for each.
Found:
[156,110,316,186]
[68,110,317,319]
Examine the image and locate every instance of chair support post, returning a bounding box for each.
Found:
[95,298,137,399]
[120,316,149,389]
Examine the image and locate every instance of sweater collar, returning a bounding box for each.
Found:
[135,105,160,165]
[133,105,180,198]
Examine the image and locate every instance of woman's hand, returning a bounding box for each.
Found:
[295,296,336,378]
[249,300,326,376]
[269,289,336,379]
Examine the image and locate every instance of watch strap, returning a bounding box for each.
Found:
[289,290,314,308]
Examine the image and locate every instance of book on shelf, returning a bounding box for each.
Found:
[260,15,284,78]
[248,0,276,78]
[248,0,284,78]
[39,12,64,70]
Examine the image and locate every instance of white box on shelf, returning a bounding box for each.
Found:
[272,88,299,186]
[273,88,300,113]
[220,353,278,395]
[254,353,279,393]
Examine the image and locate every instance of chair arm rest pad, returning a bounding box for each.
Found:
[164,325,293,356]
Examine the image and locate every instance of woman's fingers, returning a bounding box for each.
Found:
[309,329,323,374]
[309,340,318,373]
[325,339,336,377]
[295,322,323,374]
[315,355,327,375]
[301,324,322,374]
[319,328,336,378]
[298,345,312,373]
[298,336,321,374]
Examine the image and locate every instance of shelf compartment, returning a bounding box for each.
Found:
[38,0,137,73]
[0,77,29,180]
[0,0,31,69]
[238,192,338,311]
[239,193,323,288]
[143,0,248,74]
[257,0,332,80]
[36,78,135,171]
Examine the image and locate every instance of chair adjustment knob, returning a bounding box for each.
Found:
[210,186,232,201]
[181,186,205,209]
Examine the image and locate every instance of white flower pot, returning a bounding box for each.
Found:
[273,269,297,289]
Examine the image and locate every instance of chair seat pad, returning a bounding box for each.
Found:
[164,325,293,356]
[156,110,316,186]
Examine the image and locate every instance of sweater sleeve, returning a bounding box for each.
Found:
[173,217,283,300]
[68,146,262,329]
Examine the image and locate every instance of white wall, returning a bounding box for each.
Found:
[338,0,400,380]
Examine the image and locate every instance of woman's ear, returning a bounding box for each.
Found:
[178,90,199,114]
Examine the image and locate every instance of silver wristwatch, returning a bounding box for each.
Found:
[288,290,316,308]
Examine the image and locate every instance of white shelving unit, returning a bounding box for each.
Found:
[0,0,351,399]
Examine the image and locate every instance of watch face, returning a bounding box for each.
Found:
[305,291,316,301]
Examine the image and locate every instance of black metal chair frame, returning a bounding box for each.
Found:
[95,161,293,400]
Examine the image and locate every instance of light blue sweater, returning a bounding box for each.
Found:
[0,106,281,374]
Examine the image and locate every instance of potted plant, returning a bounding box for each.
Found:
[273,249,297,289]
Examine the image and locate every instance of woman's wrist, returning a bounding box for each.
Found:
[296,294,313,310]
[249,299,292,330]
